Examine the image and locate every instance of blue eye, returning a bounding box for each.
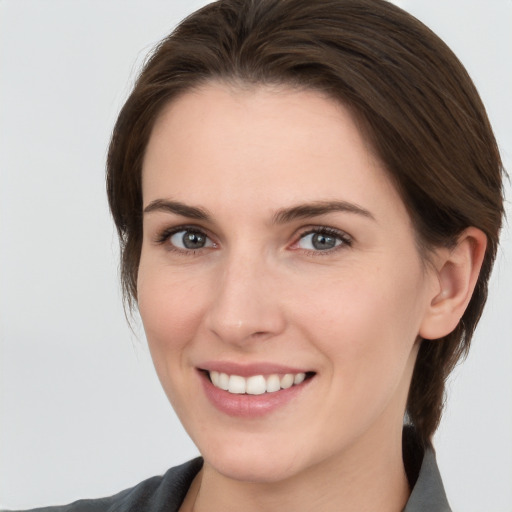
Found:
[168,229,214,250]
[297,229,350,251]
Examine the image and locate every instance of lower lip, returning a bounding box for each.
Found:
[200,372,312,418]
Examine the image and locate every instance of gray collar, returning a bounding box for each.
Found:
[403,442,451,512]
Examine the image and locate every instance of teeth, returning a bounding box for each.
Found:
[218,372,229,390]
[266,374,281,393]
[280,373,294,389]
[209,371,307,394]
[246,375,266,395]
[294,373,306,385]
[228,375,246,394]
[210,370,220,387]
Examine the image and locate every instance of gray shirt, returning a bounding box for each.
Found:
[404,445,451,511]
[5,430,451,512]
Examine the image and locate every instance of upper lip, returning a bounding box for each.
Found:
[198,361,312,377]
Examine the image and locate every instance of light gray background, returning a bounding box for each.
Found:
[1,1,511,510]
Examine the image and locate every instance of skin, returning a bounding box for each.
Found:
[137,83,483,512]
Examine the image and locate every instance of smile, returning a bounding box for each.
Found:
[208,370,307,395]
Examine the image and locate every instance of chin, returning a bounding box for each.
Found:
[206,450,302,484]
[196,429,325,484]
[191,432,290,482]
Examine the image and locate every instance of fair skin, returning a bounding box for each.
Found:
[137,83,486,512]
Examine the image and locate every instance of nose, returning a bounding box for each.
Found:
[204,252,286,346]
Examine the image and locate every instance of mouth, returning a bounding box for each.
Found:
[198,365,316,417]
[203,370,315,395]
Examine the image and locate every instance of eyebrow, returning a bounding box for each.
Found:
[143,199,211,220]
[272,200,375,224]
[143,199,375,223]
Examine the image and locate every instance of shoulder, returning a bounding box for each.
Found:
[3,458,203,512]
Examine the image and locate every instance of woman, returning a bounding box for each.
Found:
[4,0,506,511]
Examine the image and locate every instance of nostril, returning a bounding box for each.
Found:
[252,331,270,337]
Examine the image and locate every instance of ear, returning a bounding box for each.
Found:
[419,227,487,340]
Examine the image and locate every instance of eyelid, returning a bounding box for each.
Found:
[151,223,352,254]
[290,225,353,252]
[153,224,217,250]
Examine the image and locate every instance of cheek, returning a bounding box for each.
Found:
[137,259,207,358]
[136,260,213,418]
[291,258,427,379]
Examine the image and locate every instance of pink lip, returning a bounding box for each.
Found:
[198,366,314,418]
[198,360,310,377]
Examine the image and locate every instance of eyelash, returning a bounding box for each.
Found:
[294,226,353,255]
[153,225,352,255]
[154,225,214,254]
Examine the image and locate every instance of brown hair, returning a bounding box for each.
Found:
[106,0,504,445]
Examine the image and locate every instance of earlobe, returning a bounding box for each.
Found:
[419,227,487,340]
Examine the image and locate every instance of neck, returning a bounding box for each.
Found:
[191,425,410,512]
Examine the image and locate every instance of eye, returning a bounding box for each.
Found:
[296,228,351,252]
[167,229,215,250]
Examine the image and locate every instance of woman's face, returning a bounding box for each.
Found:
[138,83,440,482]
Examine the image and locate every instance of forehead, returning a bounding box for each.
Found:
[142,82,408,226]
[145,82,373,172]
